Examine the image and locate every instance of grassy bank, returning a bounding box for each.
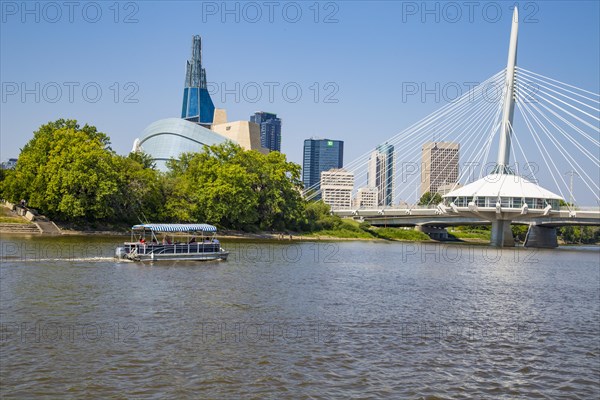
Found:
[303,219,432,241]
[371,227,431,241]
[448,228,491,241]
[0,208,31,224]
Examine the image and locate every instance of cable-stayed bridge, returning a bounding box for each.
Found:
[303,8,600,248]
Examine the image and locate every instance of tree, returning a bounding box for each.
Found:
[418,191,443,206]
[163,142,306,230]
[2,120,120,221]
[302,200,340,231]
[559,226,600,244]
[127,151,156,169]
[511,224,529,242]
[112,153,164,223]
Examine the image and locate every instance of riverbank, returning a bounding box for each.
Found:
[51,218,440,242]
[1,213,596,245]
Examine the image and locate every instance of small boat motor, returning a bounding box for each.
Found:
[115,246,127,260]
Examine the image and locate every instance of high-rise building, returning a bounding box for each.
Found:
[134,36,269,171]
[420,141,460,196]
[354,187,379,209]
[181,35,215,125]
[1,158,17,170]
[302,139,344,195]
[321,169,354,210]
[250,112,281,152]
[367,143,395,206]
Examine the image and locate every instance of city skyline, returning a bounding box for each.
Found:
[1,1,599,203]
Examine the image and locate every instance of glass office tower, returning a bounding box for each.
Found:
[250,112,282,152]
[302,139,344,195]
[181,35,215,125]
[367,143,395,206]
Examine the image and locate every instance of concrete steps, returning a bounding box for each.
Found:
[0,223,42,234]
[35,220,62,235]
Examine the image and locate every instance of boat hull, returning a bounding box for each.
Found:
[133,251,229,262]
[115,244,229,262]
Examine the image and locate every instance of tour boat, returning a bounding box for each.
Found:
[115,223,229,262]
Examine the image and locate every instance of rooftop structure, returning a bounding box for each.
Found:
[181,35,215,125]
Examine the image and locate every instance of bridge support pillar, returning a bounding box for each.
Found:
[524,224,558,248]
[490,220,514,247]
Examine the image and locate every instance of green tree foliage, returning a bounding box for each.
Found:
[0,168,10,193]
[559,226,600,244]
[2,120,119,220]
[302,200,339,231]
[163,142,306,230]
[418,191,443,206]
[511,224,529,241]
[112,153,164,223]
[1,119,162,223]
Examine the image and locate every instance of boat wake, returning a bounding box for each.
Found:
[2,256,116,263]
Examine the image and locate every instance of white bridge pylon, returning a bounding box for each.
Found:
[304,7,600,247]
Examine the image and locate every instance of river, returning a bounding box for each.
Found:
[1,234,599,398]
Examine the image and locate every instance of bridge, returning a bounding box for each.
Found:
[304,7,600,248]
[336,208,600,227]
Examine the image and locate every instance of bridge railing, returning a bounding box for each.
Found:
[559,206,600,211]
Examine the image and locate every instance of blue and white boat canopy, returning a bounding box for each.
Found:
[132,224,217,233]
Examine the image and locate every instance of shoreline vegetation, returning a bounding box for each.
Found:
[1,216,597,246]
[1,119,599,246]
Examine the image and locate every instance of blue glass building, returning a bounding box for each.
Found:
[181,35,215,125]
[250,112,281,152]
[303,139,344,194]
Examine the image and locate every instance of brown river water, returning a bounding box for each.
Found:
[1,235,599,398]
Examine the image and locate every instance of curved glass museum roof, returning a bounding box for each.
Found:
[138,118,228,170]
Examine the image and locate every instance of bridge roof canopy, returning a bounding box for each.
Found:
[442,174,563,200]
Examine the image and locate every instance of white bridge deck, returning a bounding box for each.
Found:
[334,207,600,227]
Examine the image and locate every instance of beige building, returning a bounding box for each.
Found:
[211,109,269,154]
[354,187,379,209]
[136,108,269,171]
[420,141,460,196]
[321,169,354,210]
[437,183,463,196]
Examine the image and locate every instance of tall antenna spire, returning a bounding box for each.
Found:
[496,7,519,173]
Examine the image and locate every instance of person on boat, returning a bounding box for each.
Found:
[139,237,146,244]
[189,236,196,244]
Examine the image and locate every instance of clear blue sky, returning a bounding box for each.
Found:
[1,1,599,201]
